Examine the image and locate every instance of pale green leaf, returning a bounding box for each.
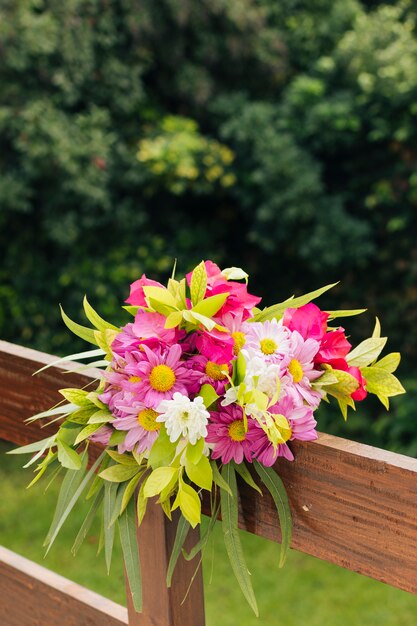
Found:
[185,454,213,491]
[83,295,119,331]
[143,285,178,309]
[7,436,55,456]
[71,488,104,556]
[100,464,141,483]
[166,515,190,587]
[74,423,102,445]
[60,305,97,345]
[361,367,405,397]
[347,337,387,367]
[220,464,258,616]
[144,467,179,498]
[374,352,401,374]
[197,384,219,409]
[120,473,142,516]
[172,480,201,528]
[119,499,142,612]
[325,309,367,319]
[253,462,292,567]
[190,260,208,305]
[192,292,229,318]
[57,440,82,470]
[234,461,262,494]
[106,450,139,466]
[34,348,105,375]
[254,283,338,322]
[211,461,232,496]
[104,482,118,573]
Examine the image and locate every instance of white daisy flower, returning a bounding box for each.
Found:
[156,393,209,444]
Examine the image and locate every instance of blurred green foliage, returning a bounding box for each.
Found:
[1,0,417,452]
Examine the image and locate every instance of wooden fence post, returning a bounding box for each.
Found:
[125,503,205,626]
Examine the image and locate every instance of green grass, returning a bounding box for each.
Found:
[1,441,416,626]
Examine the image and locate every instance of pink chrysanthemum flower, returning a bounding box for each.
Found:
[126,344,196,409]
[185,354,231,394]
[89,424,113,446]
[285,330,322,407]
[112,401,161,453]
[220,311,250,356]
[206,404,255,464]
[244,319,292,365]
[248,396,318,465]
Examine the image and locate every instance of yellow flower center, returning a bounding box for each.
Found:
[228,419,246,442]
[205,361,228,381]
[138,408,160,431]
[128,376,141,383]
[149,364,176,392]
[232,331,246,355]
[288,359,303,383]
[260,338,278,355]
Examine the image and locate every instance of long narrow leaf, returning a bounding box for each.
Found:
[253,461,292,567]
[104,482,118,573]
[34,348,105,375]
[44,452,88,546]
[45,452,105,554]
[183,502,220,561]
[119,499,142,612]
[60,305,97,345]
[72,488,104,556]
[220,464,258,616]
[8,436,56,456]
[166,515,191,587]
[83,295,119,331]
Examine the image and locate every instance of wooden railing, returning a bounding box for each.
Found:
[0,339,417,625]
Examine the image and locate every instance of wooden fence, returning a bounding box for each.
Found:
[0,339,416,625]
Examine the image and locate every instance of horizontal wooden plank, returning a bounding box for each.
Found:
[0,545,128,626]
[1,340,417,595]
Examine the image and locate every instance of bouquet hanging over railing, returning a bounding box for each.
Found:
[10,260,404,615]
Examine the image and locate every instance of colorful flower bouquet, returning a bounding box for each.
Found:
[11,261,404,615]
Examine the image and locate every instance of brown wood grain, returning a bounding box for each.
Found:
[0,545,128,626]
[127,505,205,626]
[1,340,417,597]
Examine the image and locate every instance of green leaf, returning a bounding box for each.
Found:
[60,305,97,345]
[89,409,112,424]
[254,283,338,322]
[374,352,401,374]
[325,309,367,319]
[57,440,82,470]
[164,310,184,329]
[123,305,140,316]
[45,452,105,555]
[7,436,56,456]
[190,260,208,305]
[220,464,258,616]
[361,366,405,397]
[74,423,102,445]
[100,464,141,483]
[34,348,105,375]
[183,502,220,561]
[137,480,148,526]
[72,488,104,556]
[66,405,97,425]
[211,461,232,496]
[172,479,201,528]
[120,473,142,516]
[59,388,91,406]
[221,267,248,281]
[253,461,292,568]
[109,430,127,446]
[192,292,229,318]
[143,467,179,498]
[347,337,387,367]
[372,317,381,339]
[83,295,119,331]
[188,310,216,331]
[104,482,118,573]
[166,515,190,587]
[148,426,176,469]
[106,450,140,466]
[198,384,219,409]
[234,462,262,494]
[185,454,213,491]
[143,285,178,310]
[45,451,89,547]
[325,368,360,400]
[25,403,77,424]
[185,438,204,465]
[119,499,142,613]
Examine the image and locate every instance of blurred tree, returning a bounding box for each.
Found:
[1,0,417,450]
